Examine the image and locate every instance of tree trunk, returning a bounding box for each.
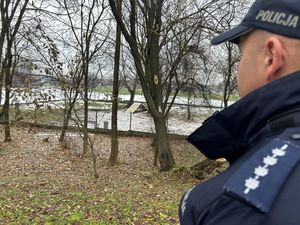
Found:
[3,64,11,142]
[59,91,79,142]
[187,90,191,120]
[109,0,122,165]
[153,113,175,171]
[0,4,6,107]
[59,104,72,142]
[125,77,137,108]
[0,76,3,106]
[3,89,11,142]
[223,43,233,108]
[83,64,89,154]
[3,42,13,142]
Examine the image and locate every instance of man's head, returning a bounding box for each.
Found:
[212,0,300,97]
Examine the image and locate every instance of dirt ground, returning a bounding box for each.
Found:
[0,124,205,225]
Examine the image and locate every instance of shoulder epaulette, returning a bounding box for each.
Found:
[224,138,300,213]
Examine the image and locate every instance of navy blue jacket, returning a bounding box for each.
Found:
[179,71,300,225]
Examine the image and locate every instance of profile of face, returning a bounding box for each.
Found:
[237,31,268,97]
[236,30,290,97]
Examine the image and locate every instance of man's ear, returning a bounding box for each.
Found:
[264,37,286,81]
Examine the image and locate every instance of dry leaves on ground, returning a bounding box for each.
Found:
[0,124,211,225]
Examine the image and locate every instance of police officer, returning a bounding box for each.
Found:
[179,0,300,224]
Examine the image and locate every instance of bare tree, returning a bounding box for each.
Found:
[24,20,83,143]
[210,0,248,107]
[0,0,30,142]
[220,42,239,107]
[28,0,110,154]
[108,0,227,170]
[61,0,110,154]
[109,0,175,171]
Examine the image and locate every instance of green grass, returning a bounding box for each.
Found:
[15,108,65,124]
[0,173,192,224]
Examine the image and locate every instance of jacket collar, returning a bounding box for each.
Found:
[187,71,300,163]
